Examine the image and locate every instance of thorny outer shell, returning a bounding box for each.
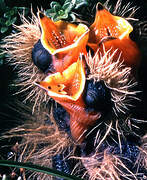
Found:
[36,2,140,143]
[1,0,147,179]
[1,0,140,113]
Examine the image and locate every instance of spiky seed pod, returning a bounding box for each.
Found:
[1,0,140,113]
[1,0,147,180]
[86,47,138,115]
[38,12,89,72]
[80,144,143,180]
[37,59,101,143]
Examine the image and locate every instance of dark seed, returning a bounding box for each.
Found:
[32,39,53,73]
[83,79,112,113]
[109,141,140,171]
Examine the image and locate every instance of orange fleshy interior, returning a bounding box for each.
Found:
[39,59,85,102]
[36,5,141,143]
[39,13,89,55]
[89,8,133,42]
[38,13,89,72]
[88,7,140,67]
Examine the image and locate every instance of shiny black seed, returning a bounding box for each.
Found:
[83,80,112,113]
[32,40,53,73]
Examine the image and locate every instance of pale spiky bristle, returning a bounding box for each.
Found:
[3,103,72,180]
[138,134,147,170]
[70,120,145,180]
[104,0,139,21]
[80,150,139,180]
[8,125,71,180]
[1,11,48,112]
[6,125,72,180]
[86,47,138,115]
[2,11,40,61]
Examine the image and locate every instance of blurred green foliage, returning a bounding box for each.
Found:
[0,0,28,34]
[0,0,29,65]
[1,7,17,34]
[45,0,88,21]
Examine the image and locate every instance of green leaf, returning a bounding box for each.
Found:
[4,11,10,18]
[57,9,65,16]
[0,160,82,180]
[0,59,3,65]
[13,6,18,14]
[0,52,5,59]
[0,0,6,12]
[5,17,16,26]
[53,11,69,21]
[50,1,60,8]
[63,1,74,12]
[10,17,17,24]
[54,4,62,13]
[45,8,55,14]
[5,19,12,26]
[61,13,69,19]
[9,9,15,16]
[0,17,5,25]
[64,0,76,6]
[53,14,61,21]
[45,9,56,18]
[1,27,8,33]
